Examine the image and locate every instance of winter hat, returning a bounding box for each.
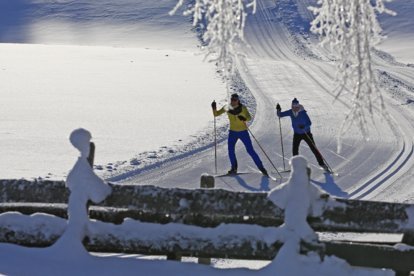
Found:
[292,98,299,106]
[231,93,239,100]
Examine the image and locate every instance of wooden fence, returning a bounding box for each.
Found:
[0,179,413,275]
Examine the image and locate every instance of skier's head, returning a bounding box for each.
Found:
[291,98,300,112]
[230,93,240,108]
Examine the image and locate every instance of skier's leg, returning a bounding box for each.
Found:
[292,133,302,156]
[228,131,239,170]
[239,130,264,169]
[304,132,325,166]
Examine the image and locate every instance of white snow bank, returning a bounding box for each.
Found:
[0,211,65,239]
[377,0,414,64]
[0,43,225,179]
[0,153,392,276]
[0,211,391,275]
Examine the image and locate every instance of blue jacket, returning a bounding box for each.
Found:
[278,108,312,134]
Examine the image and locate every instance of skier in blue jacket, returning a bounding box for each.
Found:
[277,98,328,171]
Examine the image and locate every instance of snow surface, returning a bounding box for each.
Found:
[0,43,226,179]
[0,0,414,274]
[377,0,414,64]
[1,0,413,203]
[0,207,391,275]
[0,154,393,275]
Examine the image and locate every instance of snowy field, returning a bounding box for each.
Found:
[0,43,225,179]
[0,0,226,179]
[1,0,414,275]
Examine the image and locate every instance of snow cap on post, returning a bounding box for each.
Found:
[70,128,91,157]
[268,155,323,241]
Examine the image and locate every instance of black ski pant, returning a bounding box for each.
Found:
[292,132,325,166]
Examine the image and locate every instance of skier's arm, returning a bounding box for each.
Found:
[277,110,291,118]
[242,106,252,121]
[213,107,226,117]
[304,111,312,127]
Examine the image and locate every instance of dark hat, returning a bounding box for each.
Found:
[292,98,299,105]
[231,93,239,99]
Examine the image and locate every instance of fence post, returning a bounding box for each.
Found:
[397,231,414,276]
[87,142,95,167]
[166,252,182,262]
[200,173,215,189]
[198,173,215,265]
[401,231,414,246]
[87,142,95,213]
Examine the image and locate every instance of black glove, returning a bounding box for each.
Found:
[238,115,246,121]
[276,103,281,111]
[298,124,305,129]
[211,101,217,110]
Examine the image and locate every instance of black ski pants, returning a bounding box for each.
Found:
[292,132,325,166]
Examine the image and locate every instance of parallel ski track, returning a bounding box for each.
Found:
[117,0,414,202]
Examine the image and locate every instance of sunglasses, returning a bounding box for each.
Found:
[231,98,239,102]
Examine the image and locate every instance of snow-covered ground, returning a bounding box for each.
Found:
[0,0,227,179]
[106,0,414,204]
[0,43,225,179]
[1,0,414,274]
[2,0,413,203]
[0,155,395,276]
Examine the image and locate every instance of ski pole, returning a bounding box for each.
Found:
[213,101,218,175]
[303,132,334,173]
[277,112,287,171]
[244,123,282,178]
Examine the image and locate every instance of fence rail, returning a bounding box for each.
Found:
[1,179,414,274]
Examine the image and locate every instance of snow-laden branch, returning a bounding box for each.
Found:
[310,0,395,152]
[170,0,256,97]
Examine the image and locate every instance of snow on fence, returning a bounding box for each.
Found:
[0,128,413,274]
[0,178,414,273]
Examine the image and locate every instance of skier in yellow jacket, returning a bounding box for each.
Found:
[212,93,268,176]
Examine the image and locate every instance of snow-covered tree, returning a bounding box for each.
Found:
[170,0,256,97]
[310,0,395,151]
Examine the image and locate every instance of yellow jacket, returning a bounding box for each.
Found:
[213,105,252,132]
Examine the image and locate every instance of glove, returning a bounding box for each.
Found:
[298,124,305,129]
[238,115,246,121]
[211,101,217,110]
[276,103,281,111]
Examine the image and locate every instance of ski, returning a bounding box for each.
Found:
[214,172,252,178]
[247,166,279,181]
[278,169,291,173]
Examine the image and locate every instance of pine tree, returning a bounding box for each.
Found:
[170,0,256,98]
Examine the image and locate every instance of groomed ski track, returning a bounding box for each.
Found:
[116,0,414,203]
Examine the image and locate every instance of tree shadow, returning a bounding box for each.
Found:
[0,0,35,43]
[311,173,348,198]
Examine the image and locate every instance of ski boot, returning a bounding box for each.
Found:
[259,167,269,177]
